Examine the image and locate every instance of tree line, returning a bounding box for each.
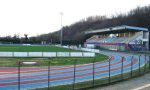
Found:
[0,5,150,45]
[37,5,150,45]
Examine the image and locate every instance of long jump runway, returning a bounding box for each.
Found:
[0,51,147,90]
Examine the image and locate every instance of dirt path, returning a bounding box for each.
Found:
[88,73,150,90]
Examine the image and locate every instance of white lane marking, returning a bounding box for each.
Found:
[131,84,150,90]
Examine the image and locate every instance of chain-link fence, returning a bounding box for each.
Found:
[0,53,150,90]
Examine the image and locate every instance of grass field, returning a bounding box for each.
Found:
[0,53,108,67]
[0,45,109,90]
[0,45,75,52]
[0,45,108,66]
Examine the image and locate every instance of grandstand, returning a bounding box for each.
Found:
[84,25,149,51]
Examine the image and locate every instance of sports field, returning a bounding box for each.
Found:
[0,50,147,90]
[0,45,109,90]
[0,45,108,66]
[0,54,107,67]
[0,45,148,90]
[0,45,75,52]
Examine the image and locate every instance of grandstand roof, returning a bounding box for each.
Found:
[85,25,149,34]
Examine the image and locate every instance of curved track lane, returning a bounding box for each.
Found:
[0,51,147,90]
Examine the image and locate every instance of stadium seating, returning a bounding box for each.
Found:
[124,32,142,44]
[86,35,105,43]
[128,44,144,51]
[100,36,117,43]
[113,37,128,43]
[85,32,144,51]
[86,36,127,44]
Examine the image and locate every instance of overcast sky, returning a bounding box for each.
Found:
[0,0,150,37]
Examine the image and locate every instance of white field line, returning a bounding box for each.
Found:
[131,84,150,90]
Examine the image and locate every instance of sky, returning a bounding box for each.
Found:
[0,0,150,37]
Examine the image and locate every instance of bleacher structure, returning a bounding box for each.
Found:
[84,25,149,51]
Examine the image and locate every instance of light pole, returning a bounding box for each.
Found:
[60,12,63,46]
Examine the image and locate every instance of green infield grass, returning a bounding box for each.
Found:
[0,45,110,90]
[0,45,109,67]
[0,45,75,52]
[0,54,108,67]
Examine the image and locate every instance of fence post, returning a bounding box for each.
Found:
[73,59,76,90]
[121,56,124,80]
[48,58,51,90]
[108,57,111,84]
[42,51,43,57]
[82,52,84,57]
[144,54,146,74]
[69,52,71,57]
[13,52,14,57]
[27,52,29,57]
[92,57,95,87]
[149,55,150,70]
[18,62,21,90]
[139,55,141,75]
[131,56,133,78]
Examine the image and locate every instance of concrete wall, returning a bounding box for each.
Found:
[0,52,95,57]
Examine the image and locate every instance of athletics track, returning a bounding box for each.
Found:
[0,51,147,90]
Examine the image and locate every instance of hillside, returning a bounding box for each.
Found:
[35,5,150,45]
[1,5,150,45]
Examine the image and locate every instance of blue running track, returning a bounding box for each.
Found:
[0,50,147,90]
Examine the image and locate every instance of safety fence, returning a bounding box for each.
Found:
[0,52,95,57]
[0,53,149,90]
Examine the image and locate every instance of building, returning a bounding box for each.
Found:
[84,25,149,51]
